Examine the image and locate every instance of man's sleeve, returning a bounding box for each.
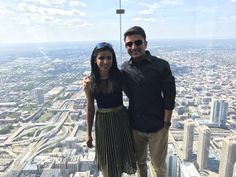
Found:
[162,62,176,110]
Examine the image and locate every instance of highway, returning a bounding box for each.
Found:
[2,90,83,177]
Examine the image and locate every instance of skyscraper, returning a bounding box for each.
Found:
[197,125,211,170]
[210,99,228,127]
[183,119,195,161]
[219,136,236,177]
[233,162,236,177]
[180,162,201,177]
[34,88,44,106]
[166,144,178,177]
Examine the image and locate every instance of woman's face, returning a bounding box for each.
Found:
[95,50,113,74]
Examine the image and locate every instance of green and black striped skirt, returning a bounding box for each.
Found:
[95,105,137,177]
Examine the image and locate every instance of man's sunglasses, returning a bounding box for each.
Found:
[96,42,113,49]
[125,40,143,47]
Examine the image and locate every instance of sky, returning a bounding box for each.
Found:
[0,0,236,43]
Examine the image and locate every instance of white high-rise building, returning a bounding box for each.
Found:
[210,99,228,127]
[183,119,195,161]
[219,136,236,177]
[180,162,201,177]
[197,125,211,170]
[233,162,236,177]
[34,88,44,106]
[166,144,178,177]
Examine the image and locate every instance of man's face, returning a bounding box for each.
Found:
[124,34,147,61]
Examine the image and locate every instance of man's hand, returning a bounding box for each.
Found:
[86,135,93,148]
[164,121,171,130]
[83,75,91,93]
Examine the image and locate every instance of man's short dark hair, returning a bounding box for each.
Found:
[124,26,146,40]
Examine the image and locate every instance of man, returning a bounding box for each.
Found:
[121,26,176,177]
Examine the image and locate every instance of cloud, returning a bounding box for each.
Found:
[9,16,32,25]
[133,17,155,21]
[64,19,92,27]
[41,16,55,22]
[18,3,38,14]
[139,3,160,15]
[160,0,183,6]
[121,0,129,5]
[18,2,86,17]
[0,7,15,16]
[69,0,86,7]
[37,0,66,6]
[68,9,86,16]
[65,19,81,25]
[16,2,86,26]
[231,0,236,2]
[22,0,65,6]
[219,15,236,21]
[78,22,93,27]
[219,17,226,20]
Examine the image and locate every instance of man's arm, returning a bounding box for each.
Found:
[164,109,173,129]
[164,109,173,123]
[120,62,130,98]
[162,61,176,110]
[162,61,176,128]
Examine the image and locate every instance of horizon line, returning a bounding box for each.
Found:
[1,38,236,45]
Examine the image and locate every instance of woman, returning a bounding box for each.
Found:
[83,42,136,177]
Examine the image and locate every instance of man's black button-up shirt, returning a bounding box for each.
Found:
[121,51,176,133]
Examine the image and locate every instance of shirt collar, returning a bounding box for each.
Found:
[128,50,153,65]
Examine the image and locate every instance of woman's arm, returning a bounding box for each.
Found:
[83,76,95,148]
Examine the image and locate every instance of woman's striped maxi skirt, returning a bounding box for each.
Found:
[95,105,137,177]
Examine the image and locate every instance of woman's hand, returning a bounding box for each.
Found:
[86,135,93,148]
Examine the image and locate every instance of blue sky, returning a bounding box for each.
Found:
[0,0,236,43]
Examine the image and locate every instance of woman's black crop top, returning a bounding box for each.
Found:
[94,90,123,108]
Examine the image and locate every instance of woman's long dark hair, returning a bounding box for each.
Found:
[90,43,122,94]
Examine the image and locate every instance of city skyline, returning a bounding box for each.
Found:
[0,38,236,176]
[0,0,236,43]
